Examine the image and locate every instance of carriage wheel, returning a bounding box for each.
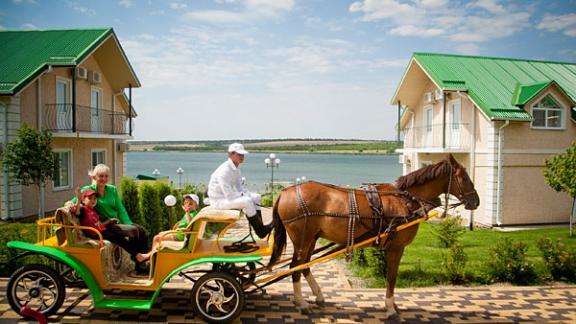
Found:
[7,264,66,317]
[191,272,245,323]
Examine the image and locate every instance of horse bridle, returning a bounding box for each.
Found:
[446,163,477,210]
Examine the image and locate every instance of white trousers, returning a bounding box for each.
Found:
[211,193,261,217]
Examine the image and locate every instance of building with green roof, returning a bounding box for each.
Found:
[392,52,576,227]
[0,28,141,220]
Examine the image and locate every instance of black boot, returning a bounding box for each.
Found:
[248,210,272,238]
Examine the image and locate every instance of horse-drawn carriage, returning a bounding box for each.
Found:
[5,155,479,323]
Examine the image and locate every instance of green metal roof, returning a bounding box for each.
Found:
[412,53,576,121]
[0,28,113,95]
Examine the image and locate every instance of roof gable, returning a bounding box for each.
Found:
[398,53,576,121]
[0,28,140,95]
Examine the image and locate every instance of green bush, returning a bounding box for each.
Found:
[155,182,173,230]
[432,215,466,248]
[488,237,537,285]
[261,194,273,208]
[120,177,142,225]
[443,243,467,284]
[352,249,368,267]
[537,238,576,282]
[364,247,388,278]
[139,183,162,239]
[0,223,46,277]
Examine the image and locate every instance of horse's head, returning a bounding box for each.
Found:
[446,154,479,210]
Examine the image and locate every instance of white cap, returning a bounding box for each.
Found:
[228,143,248,155]
[182,193,199,205]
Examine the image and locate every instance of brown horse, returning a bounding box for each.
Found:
[267,154,479,318]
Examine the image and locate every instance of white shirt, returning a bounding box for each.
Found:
[208,159,247,201]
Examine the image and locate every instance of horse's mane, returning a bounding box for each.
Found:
[395,159,452,190]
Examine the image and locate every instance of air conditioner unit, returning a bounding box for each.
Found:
[76,67,88,80]
[91,71,102,84]
[117,142,129,152]
[424,92,434,104]
[434,90,443,101]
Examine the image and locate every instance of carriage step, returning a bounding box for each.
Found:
[94,298,153,310]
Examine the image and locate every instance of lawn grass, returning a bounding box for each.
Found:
[350,222,576,288]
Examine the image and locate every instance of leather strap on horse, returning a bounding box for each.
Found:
[346,190,360,261]
[363,184,386,245]
[295,184,311,258]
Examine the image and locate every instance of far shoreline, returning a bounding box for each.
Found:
[128,149,399,156]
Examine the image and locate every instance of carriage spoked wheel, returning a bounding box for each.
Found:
[7,264,66,317]
[191,272,245,323]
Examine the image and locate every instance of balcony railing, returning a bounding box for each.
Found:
[44,104,131,135]
[401,123,471,150]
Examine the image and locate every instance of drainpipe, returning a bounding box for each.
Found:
[397,101,401,143]
[72,67,77,132]
[112,91,124,185]
[128,84,132,136]
[37,78,45,218]
[495,120,509,226]
[2,103,10,220]
[442,91,446,149]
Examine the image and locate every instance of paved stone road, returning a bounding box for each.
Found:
[1,209,575,323]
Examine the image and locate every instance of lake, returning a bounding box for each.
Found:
[126,152,402,191]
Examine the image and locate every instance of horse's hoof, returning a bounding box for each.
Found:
[384,309,398,320]
[315,298,325,307]
[295,301,312,314]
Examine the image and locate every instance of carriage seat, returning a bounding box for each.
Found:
[54,207,133,282]
[159,207,242,252]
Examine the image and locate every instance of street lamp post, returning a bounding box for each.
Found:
[176,167,184,189]
[264,153,281,202]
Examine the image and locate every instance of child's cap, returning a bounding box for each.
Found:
[183,193,199,205]
[81,189,98,200]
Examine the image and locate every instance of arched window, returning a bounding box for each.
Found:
[531,93,564,129]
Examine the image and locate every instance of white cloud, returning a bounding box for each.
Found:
[454,43,480,54]
[119,0,132,8]
[537,13,576,37]
[389,25,444,37]
[184,0,294,24]
[66,1,96,16]
[184,10,247,24]
[170,3,187,10]
[350,0,531,46]
[21,23,38,30]
[11,0,37,4]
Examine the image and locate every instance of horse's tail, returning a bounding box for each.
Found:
[267,192,286,268]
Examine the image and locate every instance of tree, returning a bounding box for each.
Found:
[2,125,55,218]
[543,141,576,236]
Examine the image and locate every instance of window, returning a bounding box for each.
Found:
[531,94,564,129]
[91,150,106,168]
[53,150,72,190]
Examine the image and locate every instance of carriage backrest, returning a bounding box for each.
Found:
[54,207,100,248]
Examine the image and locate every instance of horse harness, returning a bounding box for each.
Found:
[289,182,438,261]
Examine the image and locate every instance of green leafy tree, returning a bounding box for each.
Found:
[154,182,172,230]
[1,125,55,218]
[139,183,162,239]
[543,142,576,236]
[120,177,142,225]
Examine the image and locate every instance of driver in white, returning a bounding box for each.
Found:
[208,143,271,238]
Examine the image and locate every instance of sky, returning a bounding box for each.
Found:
[1,0,576,141]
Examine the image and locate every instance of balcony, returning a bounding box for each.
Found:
[401,123,471,152]
[44,104,132,137]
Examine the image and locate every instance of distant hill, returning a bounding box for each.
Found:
[128,139,402,155]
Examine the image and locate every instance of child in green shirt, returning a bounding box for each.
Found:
[136,193,199,262]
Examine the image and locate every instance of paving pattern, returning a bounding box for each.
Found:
[1,210,575,323]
